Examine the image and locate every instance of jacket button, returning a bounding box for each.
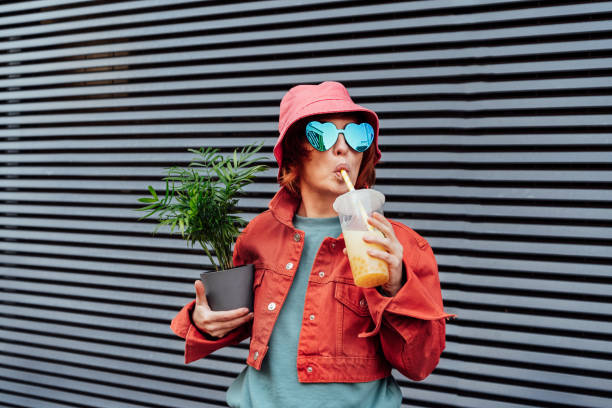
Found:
[331,243,336,249]
[309,314,315,321]
[253,351,259,361]
[307,366,313,373]
[293,233,301,242]
[359,299,367,308]
[268,302,276,311]
[285,262,294,270]
[318,271,325,278]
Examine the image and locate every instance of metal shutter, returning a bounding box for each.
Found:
[1,1,611,407]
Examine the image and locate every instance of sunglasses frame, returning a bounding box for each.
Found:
[305,121,374,153]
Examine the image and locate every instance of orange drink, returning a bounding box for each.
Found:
[343,230,389,287]
[333,187,389,288]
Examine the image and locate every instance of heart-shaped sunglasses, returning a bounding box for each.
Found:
[305,121,374,152]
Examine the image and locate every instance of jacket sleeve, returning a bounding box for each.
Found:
[169,232,252,364]
[360,224,454,381]
[170,300,251,364]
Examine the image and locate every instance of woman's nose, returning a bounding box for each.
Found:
[333,133,350,154]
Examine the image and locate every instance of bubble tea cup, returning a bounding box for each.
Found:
[333,189,389,288]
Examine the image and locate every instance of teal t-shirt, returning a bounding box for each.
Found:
[226,214,401,408]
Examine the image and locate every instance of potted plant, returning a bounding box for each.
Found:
[136,142,268,311]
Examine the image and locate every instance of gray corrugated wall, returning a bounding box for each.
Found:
[1,1,611,407]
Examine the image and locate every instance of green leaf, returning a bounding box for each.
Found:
[147,185,158,201]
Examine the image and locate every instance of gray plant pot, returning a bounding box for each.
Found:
[200,264,254,311]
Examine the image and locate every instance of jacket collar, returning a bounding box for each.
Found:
[268,187,301,228]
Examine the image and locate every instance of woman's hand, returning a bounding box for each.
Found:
[192,280,253,338]
[364,212,405,296]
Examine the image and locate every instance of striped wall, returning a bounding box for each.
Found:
[1,1,611,407]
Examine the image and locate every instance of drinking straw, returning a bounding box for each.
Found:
[340,169,375,232]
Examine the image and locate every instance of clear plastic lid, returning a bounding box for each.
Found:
[333,189,385,231]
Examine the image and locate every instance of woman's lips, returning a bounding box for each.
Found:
[334,164,350,182]
[334,164,349,174]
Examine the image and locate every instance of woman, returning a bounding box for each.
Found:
[171,81,453,407]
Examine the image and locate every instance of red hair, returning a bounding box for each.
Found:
[279,113,377,196]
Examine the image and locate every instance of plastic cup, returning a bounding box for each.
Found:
[333,189,389,288]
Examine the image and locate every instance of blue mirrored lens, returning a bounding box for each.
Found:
[305,121,374,152]
[344,123,374,152]
[305,121,338,151]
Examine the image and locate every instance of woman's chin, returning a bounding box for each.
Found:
[330,180,350,195]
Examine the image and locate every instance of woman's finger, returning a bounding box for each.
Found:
[206,307,251,323]
[194,280,210,310]
[207,313,254,337]
[363,232,391,250]
[367,248,401,269]
[368,213,395,238]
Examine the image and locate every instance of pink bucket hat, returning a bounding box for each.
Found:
[273,81,381,172]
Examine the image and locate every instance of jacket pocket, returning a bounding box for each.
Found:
[334,282,378,357]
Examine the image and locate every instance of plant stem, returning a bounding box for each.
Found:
[199,239,218,271]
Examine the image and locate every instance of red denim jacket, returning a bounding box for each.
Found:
[171,187,454,383]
